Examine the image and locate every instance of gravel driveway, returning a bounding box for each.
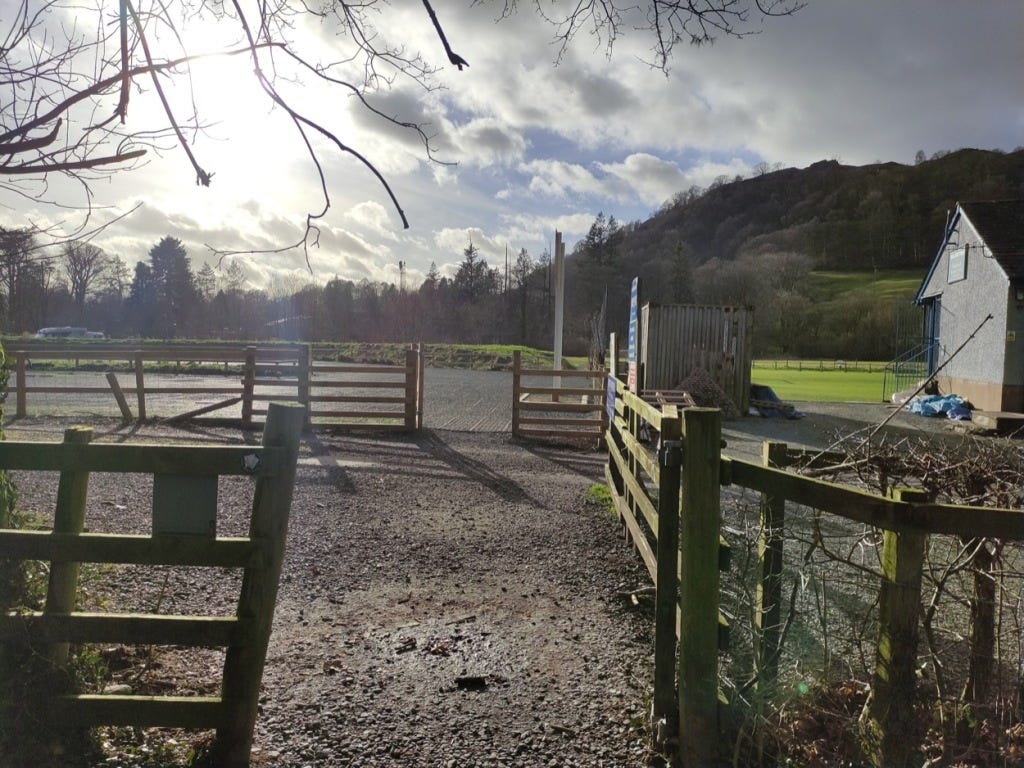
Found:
[3,372,964,767]
[5,419,655,768]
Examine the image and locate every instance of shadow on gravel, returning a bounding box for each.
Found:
[417,430,538,505]
[520,440,606,479]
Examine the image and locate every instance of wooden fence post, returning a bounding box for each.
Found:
[404,347,418,431]
[44,426,93,667]
[16,351,27,418]
[512,350,521,437]
[297,343,312,428]
[859,487,928,768]
[106,373,133,423]
[756,441,787,692]
[608,333,618,380]
[678,408,722,765]
[416,343,425,430]
[653,409,682,748]
[241,347,256,427]
[134,352,146,421]
[216,403,305,767]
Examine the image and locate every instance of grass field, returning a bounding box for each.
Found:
[751,364,886,403]
[806,269,922,302]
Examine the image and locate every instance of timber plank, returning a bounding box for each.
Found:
[309,395,410,404]
[0,531,266,567]
[518,367,605,379]
[607,438,659,535]
[518,401,604,413]
[1,612,249,646]
[0,443,285,476]
[726,458,1024,540]
[605,466,657,582]
[519,386,605,397]
[514,428,604,440]
[518,416,605,428]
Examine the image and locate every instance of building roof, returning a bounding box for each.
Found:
[916,199,1024,302]
[960,200,1024,279]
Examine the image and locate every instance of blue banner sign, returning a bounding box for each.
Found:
[627,277,638,364]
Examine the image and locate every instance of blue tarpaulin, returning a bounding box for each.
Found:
[907,394,971,420]
[750,384,804,419]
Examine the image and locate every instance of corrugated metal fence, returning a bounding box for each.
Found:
[639,304,753,413]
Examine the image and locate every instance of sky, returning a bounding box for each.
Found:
[2,0,1022,291]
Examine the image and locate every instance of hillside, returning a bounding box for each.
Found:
[560,148,1024,359]
[616,148,1024,273]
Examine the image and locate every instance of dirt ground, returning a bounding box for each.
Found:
[1,401,971,768]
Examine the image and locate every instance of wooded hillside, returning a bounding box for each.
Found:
[623,147,1024,274]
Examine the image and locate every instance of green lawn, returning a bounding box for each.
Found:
[806,269,922,302]
[751,365,886,403]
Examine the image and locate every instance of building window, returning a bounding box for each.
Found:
[947,245,967,283]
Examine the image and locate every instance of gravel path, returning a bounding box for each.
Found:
[5,422,656,768]
[3,374,966,767]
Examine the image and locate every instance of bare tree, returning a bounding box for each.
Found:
[61,240,107,316]
[1,0,800,257]
[0,227,36,331]
[501,0,803,70]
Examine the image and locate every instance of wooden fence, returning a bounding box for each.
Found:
[4,341,423,432]
[604,373,1024,767]
[309,345,423,431]
[510,350,606,442]
[640,303,753,413]
[0,402,305,768]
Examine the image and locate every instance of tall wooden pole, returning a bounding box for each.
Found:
[553,231,565,392]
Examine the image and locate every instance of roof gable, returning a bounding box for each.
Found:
[959,200,1024,279]
[916,200,1024,302]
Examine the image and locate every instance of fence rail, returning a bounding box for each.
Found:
[510,349,606,441]
[308,345,422,431]
[753,358,889,372]
[603,374,1024,767]
[0,402,305,767]
[4,341,423,432]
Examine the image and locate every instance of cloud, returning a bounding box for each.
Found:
[596,154,688,206]
[452,118,528,167]
[520,159,613,200]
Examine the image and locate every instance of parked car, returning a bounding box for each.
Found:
[34,327,106,339]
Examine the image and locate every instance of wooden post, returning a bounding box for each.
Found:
[678,408,722,764]
[512,350,521,437]
[860,488,928,768]
[44,426,93,667]
[216,403,305,767]
[134,352,147,421]
[297,343,312,428]
[608,333,618,380]
[16,351,26,418]
[106,372,133,423]
[756,441,787,692]
[241,347,256,427]
[652,409,682,748]
[416,343,425,430]
[404,347,418,431]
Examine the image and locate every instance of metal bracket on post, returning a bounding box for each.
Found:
[658,439,682,468]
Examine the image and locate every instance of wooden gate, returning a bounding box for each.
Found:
[0,402,304,767]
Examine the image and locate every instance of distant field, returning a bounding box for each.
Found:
[806,269,922,302]
[751,363,886,403]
